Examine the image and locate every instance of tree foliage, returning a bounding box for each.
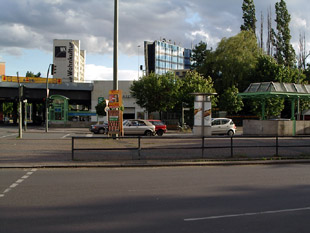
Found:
[250,97,285,118]
[191,41,214,75]
[179,71,217,108]
[213,30,261,92]
[241,0,257,32]
[130,71,216,117]
[272,0,295,67]
[219,86,243,115]
[95,101,107,116]
[26,71,41,77]
[130,72,182,113]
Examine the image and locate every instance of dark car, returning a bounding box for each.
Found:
[147,119,167,136]
[89,123,108,134]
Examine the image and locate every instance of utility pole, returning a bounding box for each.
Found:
[17,72,22,139]
[138,45,141,79]
[45,64,51,132]
[113,0,119,90]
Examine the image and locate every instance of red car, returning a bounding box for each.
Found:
[147,120,167,136]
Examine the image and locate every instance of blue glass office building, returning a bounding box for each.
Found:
[144,40,191,75]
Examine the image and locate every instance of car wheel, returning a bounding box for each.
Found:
[228,130,234,136]
[157,130,164,136]
[145,131,152,136]
[99,128,105,134]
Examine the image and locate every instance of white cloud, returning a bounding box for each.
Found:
[85,64,138,82]
[2,0,310,75]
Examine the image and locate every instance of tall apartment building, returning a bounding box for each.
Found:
[144,39,191,76]
[53,39,85,83]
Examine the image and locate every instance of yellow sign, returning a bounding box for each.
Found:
[1,75,62,84]
[108,90,123,108]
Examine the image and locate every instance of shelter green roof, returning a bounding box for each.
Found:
[238,82,310,99]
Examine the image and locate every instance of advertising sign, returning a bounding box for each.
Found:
[108,109,122,134]
[1,75,62,84]
[108,90,122,108]
[194,101,211,126]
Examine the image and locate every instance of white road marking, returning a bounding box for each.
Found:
[4,188,11,193]
[184,207,310,221]
[10,183,18,188]
[0,133,18,139]
[62,134,71,138]
[0,169,37,198]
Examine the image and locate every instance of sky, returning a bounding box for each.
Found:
[0,0,310,82]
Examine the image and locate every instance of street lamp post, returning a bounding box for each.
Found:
[45,64,52,133]
[138,45,141,79]
[113,0,119,90]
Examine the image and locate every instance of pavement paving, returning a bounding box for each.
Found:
[0,126,309,168]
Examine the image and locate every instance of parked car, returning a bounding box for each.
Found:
[211,118,236,136]
[89,123,108,134]
[123,119,156,136]
[147,119,167,136]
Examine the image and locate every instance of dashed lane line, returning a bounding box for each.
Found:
[0,169,38,199]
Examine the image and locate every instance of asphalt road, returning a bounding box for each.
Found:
[1,165,310,233]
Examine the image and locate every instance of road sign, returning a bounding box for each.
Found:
[1,75,62,84]
[98,97,105,104]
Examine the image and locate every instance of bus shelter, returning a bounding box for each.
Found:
[49,95,69,122]
[238,82,310,135]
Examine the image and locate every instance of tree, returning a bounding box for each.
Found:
[177,71,217,126]
[26,71,41,77]
[219,86,243,115]
[3,102,13,117]
[95,101,107,116]
[191,41,213,75]
[240,0,257,33]
[178,71,217,108]
[213,30,261,93]
[250,97,285,119]
[252,54,282,83]
[266,6,273,56]
[272,0,295,67]
[130,72,182,113]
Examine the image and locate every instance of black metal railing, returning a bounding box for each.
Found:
[71,135,310,161]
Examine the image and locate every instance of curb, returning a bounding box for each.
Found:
[1,159,310,169]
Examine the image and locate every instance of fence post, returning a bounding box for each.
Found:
[72,137,74,160]
[201,136,205,158]
[138,136,141,160]
[276,135,278,157]
[230,136,233,158]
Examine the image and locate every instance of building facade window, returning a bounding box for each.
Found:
[145,40,191,76]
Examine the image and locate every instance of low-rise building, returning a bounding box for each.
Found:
[91,81,146,123]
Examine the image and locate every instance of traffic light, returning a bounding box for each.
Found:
[47,98,53,107]
[19,85,30,100]
[51,64,57,75]
[23,86,30,100]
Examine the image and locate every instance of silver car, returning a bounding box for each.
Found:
[211,118,236,136]
[123,119,156,136]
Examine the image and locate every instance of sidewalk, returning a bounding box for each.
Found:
[0,126,309,168]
